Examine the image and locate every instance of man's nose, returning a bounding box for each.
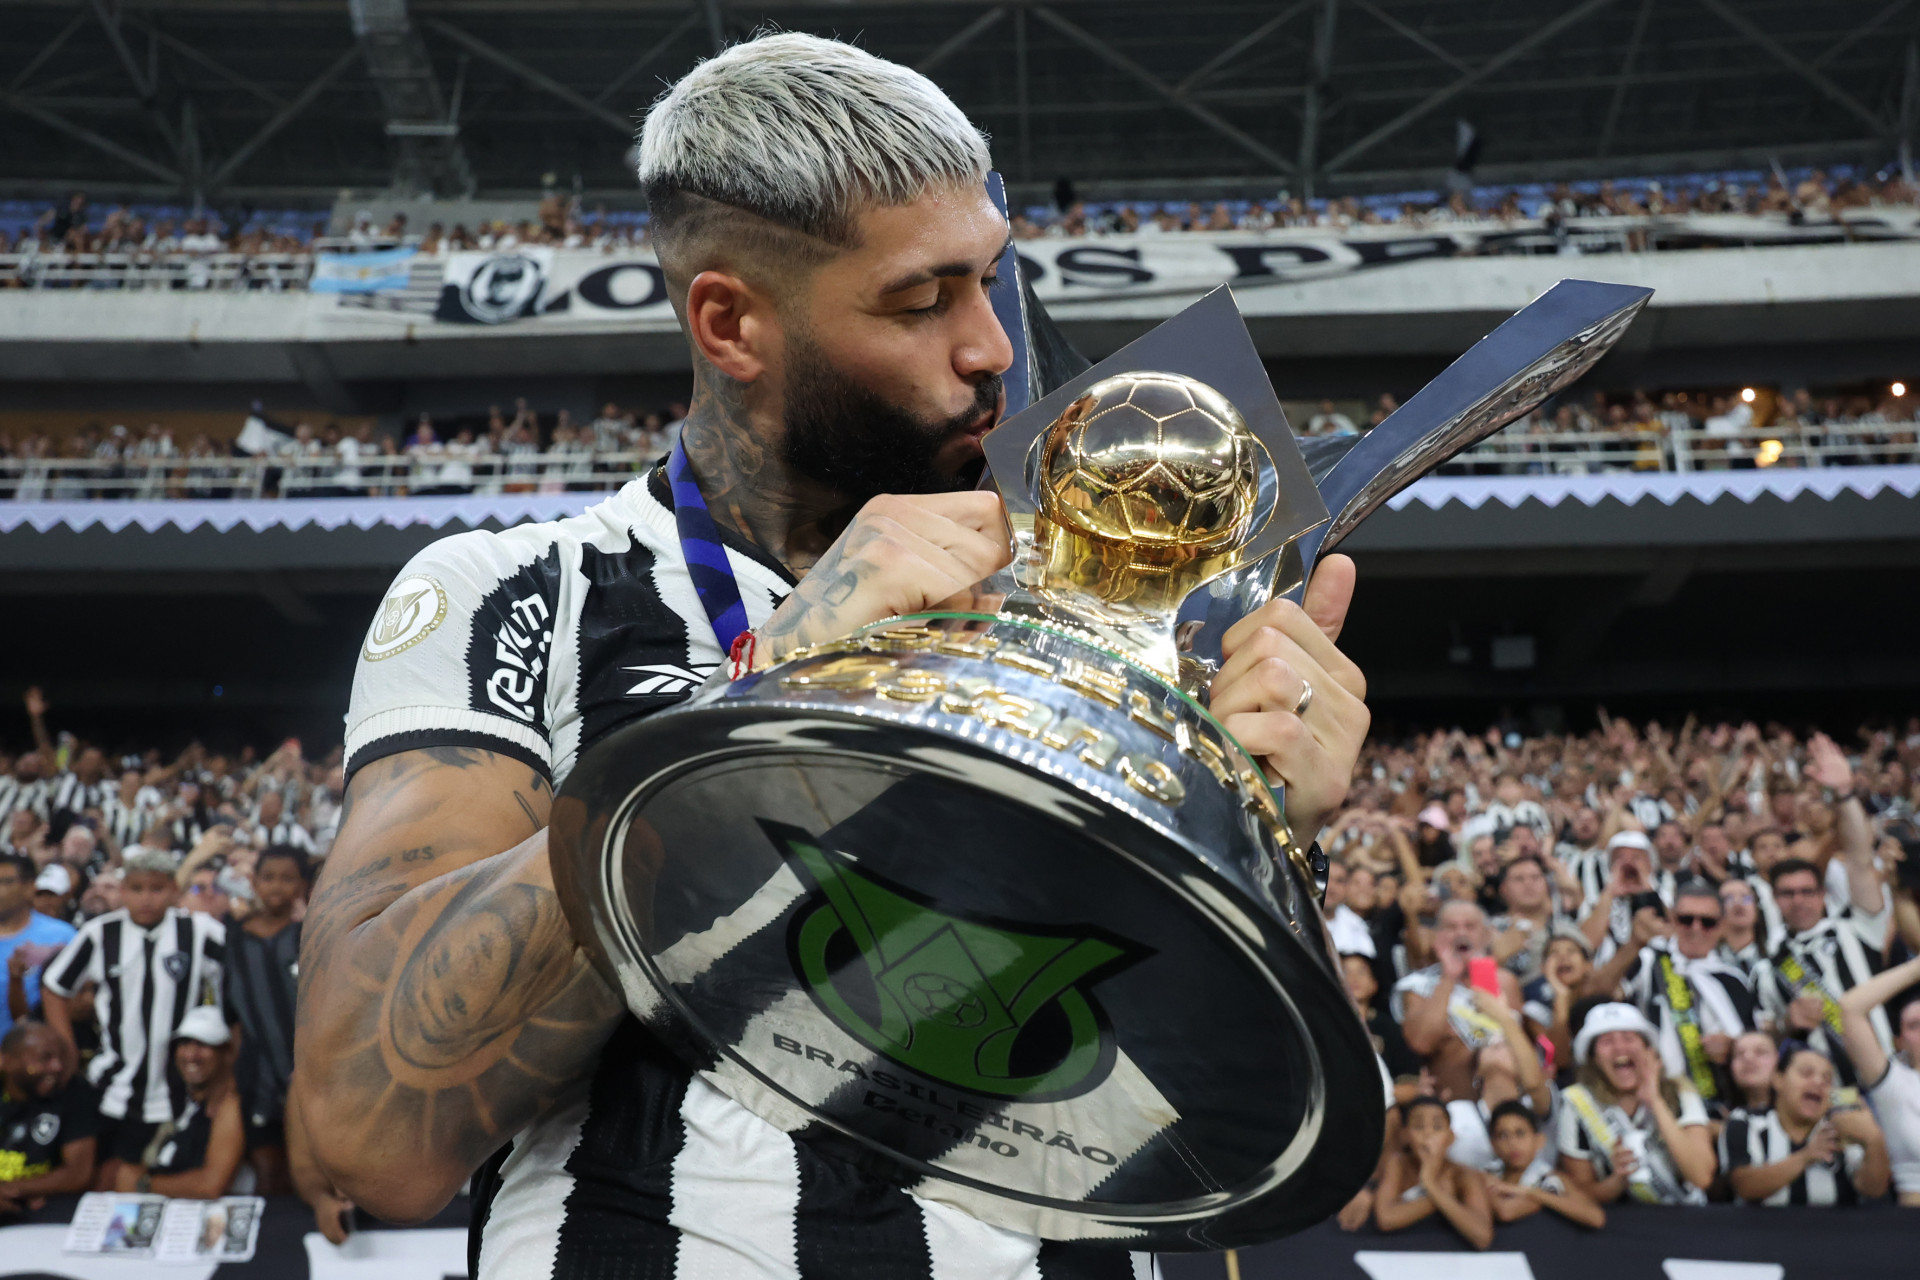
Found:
[954,282,1015,381]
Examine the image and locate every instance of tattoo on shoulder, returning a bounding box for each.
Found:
[421,745,489,771]
[303,856,621,1173]
[513,792,541,835]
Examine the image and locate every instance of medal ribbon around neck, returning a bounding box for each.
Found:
[667,444,751,655]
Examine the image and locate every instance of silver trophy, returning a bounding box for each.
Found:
[550,278,1651,1249]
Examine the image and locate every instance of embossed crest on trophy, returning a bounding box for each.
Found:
[549,278,1652,1250]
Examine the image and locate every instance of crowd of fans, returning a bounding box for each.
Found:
[0,399,689,502]
[1325,715,1920,1244]
[4,680,1917,1241]
[1012,166,1917,239]
[4,378,1913,502]
[3,163,1913,283]
[0,688,332,1222]
[1303,385,1917,473]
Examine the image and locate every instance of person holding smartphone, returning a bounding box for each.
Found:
[1396,900,1527,1101]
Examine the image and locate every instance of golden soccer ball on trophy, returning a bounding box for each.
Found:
[1041,371,1263,549]
[1034,371,1267,611]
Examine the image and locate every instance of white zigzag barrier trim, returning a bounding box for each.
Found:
[4,467,1919,535]
[1385,464,1920,512]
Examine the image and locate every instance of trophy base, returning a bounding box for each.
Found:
[549,614,1381,1249]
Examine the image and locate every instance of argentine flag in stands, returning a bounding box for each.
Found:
[310,246,415,293]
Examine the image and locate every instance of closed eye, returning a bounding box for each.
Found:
[904,272,1000,315]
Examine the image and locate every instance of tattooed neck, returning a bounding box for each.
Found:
[678,359,854,575]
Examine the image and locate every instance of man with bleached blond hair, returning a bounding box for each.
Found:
[296,32,1372,1278]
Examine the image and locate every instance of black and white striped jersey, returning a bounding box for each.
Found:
[101,786,166,851]
[345,472,1151,1280]
[45,772,114,820]
[1720,1109,1868,1205]
[1561,842,1605,908]
[0,774,49,828]
[223,916,300,1129]
[1755,904,1893,1085]
[41,906,227,1122]
[1619,939,1758,1102]
[245,819,316,854]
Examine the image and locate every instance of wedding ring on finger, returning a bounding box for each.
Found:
[1292,678,1315,719]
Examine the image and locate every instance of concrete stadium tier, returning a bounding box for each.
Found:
[4,242,1915,413]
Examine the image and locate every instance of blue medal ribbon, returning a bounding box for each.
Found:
[666,443,751,654]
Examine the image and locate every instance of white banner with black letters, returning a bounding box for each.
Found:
[324,207,1920,330]
[429,249,672,325]
[357,234,1466,329]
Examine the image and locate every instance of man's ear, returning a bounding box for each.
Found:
[684,270,778,385]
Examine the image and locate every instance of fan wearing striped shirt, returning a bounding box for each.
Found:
[1721,1042,1890,1206]
[39,848,229,1190]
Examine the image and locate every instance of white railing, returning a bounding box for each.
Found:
[1440,419,1920,474]
[0,449,661,501]
[0,251,313,290]
[4,205,1916,291]
[5,424,1916,502]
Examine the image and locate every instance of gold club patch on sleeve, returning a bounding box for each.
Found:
[364,574,448,661]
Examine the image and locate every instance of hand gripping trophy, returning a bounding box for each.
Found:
[550,278,1650,1250]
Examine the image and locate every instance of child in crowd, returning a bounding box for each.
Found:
[39,849,227,1188]
[1374,1095,1495,1248]
[1523,930,1593,1080]
[224,845,307,1193]
[1485,1099,1606,1227]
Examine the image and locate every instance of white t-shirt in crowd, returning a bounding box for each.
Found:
[1867,1057,1920,1196]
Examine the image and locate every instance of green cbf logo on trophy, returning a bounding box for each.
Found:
[767,821,1141,1102]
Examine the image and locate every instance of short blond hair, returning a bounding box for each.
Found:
[638,31,990,247]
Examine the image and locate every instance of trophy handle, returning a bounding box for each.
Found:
[1180,278,1653,671]
[983,171,1038,424]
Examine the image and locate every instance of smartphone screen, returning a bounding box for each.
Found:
[1468,955,1503,997]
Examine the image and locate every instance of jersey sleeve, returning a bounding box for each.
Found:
[41,923,102,1000]
[1621,948,1653,1009]
[1556,1101,1589,1162]
[61,1080,102,1143]
[1719,1115,1752,1171]
[344,529,565,784]
[1843,895,1893,955]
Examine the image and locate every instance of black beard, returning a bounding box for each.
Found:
[780,332,1000,501]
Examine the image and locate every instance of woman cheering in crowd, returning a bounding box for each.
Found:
[1558,1004,1718,1204]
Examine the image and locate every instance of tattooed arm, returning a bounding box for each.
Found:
[752,491,1014,666]
[293,746,622,1221]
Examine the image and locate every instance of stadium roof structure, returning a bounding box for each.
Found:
[3,0,1918,208]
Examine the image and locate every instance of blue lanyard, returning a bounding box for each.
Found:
[666,443,750,653]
